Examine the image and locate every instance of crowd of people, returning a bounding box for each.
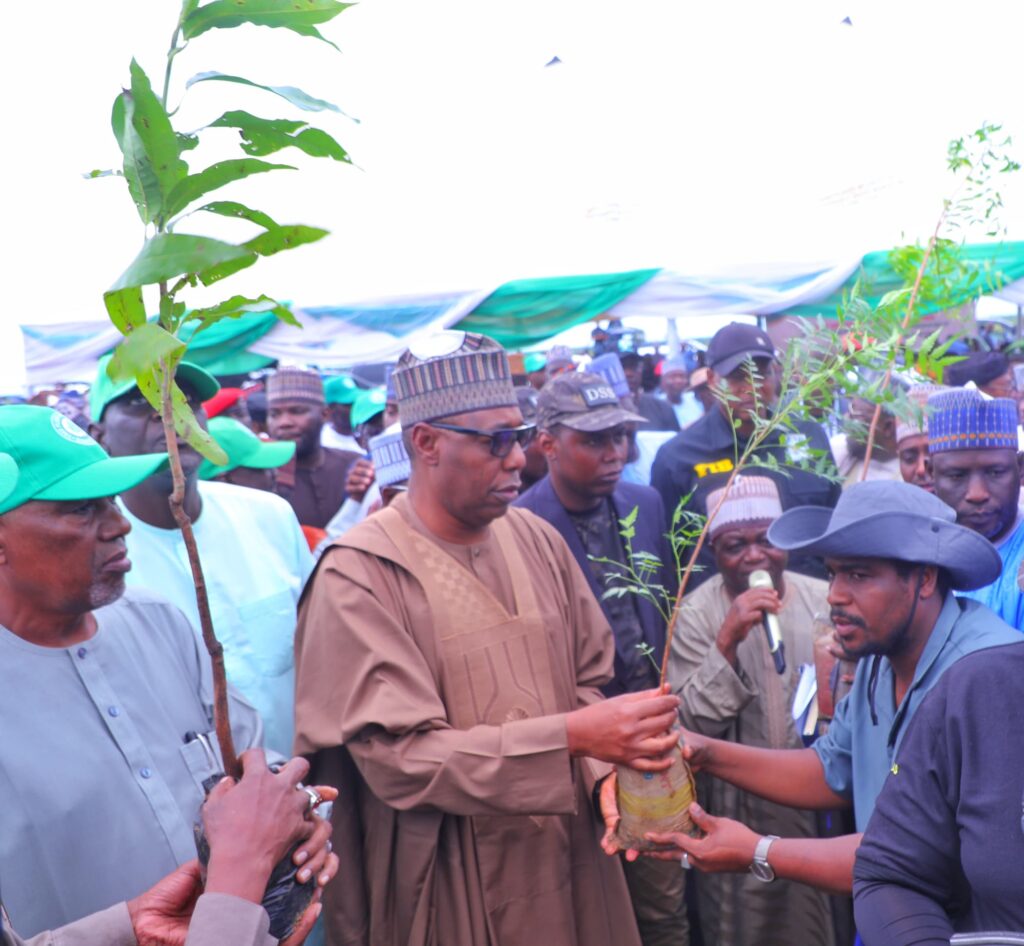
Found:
[2,319,1024,946]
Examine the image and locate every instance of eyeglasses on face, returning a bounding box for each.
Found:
[427,422,537,458]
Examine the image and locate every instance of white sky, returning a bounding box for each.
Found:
[2,0,1024,388]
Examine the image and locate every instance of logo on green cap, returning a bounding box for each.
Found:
[50,412,94,446]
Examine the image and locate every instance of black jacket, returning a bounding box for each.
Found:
[514,476,677,696]
[650,406,839,586]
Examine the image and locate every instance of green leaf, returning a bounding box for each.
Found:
[103,286,148,334]
[179,0,201,24]
[187,293,300,329]
[127,59,188,216]
[107,323,185,382]
[182,0,352,49]
[112,92,163,224]
[83,168,124,179]
[245,223,328,257]
[186,71,346,114]
[195,200,279,230]
[197,224,327,286]
[177,132,200,151]
[110,233,256,290]
[137,367,229,465]
[166,158,295,217]
[209,110,350,161]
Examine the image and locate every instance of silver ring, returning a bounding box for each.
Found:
[680,852,691,870]
[302,786,322,813]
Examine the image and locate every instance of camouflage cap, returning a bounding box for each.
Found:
[537,371,645,432]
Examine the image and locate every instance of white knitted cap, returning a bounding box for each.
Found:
[707,475,783,540]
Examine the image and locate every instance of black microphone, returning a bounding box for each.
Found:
[748,569,786,675]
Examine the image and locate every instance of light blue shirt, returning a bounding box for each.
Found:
[0,590,267,936]
[813,594,1019,831]
[121,480,313,756]
[960,517,1024,631]
[662,391,704,429]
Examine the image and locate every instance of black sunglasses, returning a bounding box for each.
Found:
[428,422,537,458]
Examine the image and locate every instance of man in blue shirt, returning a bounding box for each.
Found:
[604,481,1018,895]
[926,386,1024,630]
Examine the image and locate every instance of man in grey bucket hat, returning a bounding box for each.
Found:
[621,481,1018,898]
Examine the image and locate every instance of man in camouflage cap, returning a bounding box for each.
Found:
[295,332,680,946]
[516,373,688,946]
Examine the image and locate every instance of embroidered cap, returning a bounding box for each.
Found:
[589,353,632,399]
[895,383,948,445]
[393,331,518,427]
[369,424,411,488]
[927,387,1018,454]
[537,371,645,432]
[706,475,783,540]
[266,366,325,407]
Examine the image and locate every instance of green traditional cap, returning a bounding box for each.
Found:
[198,416,296,480]
[91,353,220,422]
[324,374,361,406]
[352,387,387,427]
[0,405,169,515]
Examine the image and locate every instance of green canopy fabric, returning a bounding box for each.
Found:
[178,310,278,375]
[454,268,661,347]
[783,242,1024,320]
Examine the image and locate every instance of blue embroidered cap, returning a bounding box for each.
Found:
[589,353,631,399]
[927,388,1018,454]
[369,425,410,488]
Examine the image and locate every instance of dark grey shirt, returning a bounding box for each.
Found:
[568,498,659,691]
[0,589,268,937]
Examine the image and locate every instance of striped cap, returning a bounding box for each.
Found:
[393,331,517,427]
[927,387,1018,453]
[369,425,411,488]
[707,475,783,540]
[895,383,948,444]
[266,366,325,407]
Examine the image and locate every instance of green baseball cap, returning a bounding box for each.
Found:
[324,374,361,406]
[0,405,169,515]
[0,453,17,507]
[523,352,547,374]
[351,387,387,427]
[198,417,296,480]
[90,353,221,422]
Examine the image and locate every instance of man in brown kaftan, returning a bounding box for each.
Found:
[294,332,681,946]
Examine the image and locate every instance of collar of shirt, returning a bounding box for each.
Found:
[868,592,964,749]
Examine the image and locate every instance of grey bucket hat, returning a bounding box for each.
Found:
[766,480,1001,591]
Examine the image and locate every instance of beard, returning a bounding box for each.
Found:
[88,575,127,611]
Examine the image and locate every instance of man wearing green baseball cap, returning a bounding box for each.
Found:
[0,405,335,938]
[321,374,362,454]
[198,416,296,492]
[89,353,220,424]
[89,355,313,759]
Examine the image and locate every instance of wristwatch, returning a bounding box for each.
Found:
[750,834,779,883]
